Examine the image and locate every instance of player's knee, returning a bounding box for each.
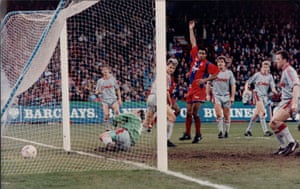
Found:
[174,108,180,116]
[192,112,196,117]
[269,119,278,130]
[223,113,230,120]
[193,114,200,119]
[99,132,113,144]
[169,115,176,122]
[104,114,109,120]
[167,113,176,122]
[216,114,222,119]
[186,111,192,117]
[259,112,265,118]
[251,113,258,120]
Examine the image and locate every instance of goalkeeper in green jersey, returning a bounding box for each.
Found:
[98,110,144,151]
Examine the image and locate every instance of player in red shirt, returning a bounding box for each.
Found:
[179,20,220,143]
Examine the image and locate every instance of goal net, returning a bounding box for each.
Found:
[1,0,160,175]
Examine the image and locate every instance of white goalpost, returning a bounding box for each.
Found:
[155,0,168,171]
[60,19,71,152]
[1,0,168,175]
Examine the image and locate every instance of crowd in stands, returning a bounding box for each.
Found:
[13,0,154,106]
[167,1,300,102]
[6,1,300,106]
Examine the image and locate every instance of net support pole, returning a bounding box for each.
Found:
[155,0,168,171]
[60,20,71,152]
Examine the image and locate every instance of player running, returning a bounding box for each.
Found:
[206,56,236,138]
[179,20,219,143]
[95,65,122,130]
[244,60,277,137]
[270,50,299,156]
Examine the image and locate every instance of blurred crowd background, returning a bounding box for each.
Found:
[3,0,300,106]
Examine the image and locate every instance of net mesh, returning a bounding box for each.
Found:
[1,0,156,175]
[1,11,54,108]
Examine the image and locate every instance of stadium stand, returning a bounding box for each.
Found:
[5,1,300,105]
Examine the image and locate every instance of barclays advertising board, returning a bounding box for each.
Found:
[5,102,146,124]
[6,101,275,124]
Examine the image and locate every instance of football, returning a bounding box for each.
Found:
[21,145,37,158]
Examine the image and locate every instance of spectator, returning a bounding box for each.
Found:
[10,1,300,107]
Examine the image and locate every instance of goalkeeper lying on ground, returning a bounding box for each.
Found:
[98,110,145,151]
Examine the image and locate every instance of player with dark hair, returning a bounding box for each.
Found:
[95,65,122,130]
[244,60,277,137]
[179,20,219,143]
[270,50,299,156]
[206,55,236,138]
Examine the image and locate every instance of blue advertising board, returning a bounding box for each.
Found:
[174,101,266,122]
[6,101,274,124]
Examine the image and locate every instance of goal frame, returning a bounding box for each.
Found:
[59,0,168,171]
[1,0,168,171]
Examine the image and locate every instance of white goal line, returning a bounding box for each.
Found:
[2,135,62,149]
[2,135,234,189]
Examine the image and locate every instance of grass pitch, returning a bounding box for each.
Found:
[2,122,300,189]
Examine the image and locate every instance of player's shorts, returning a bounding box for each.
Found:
[253,92,268,105]
[146,94,156,113]
[213,94,231,108]
[186,87,205,104]
[276,98,300,115]
[115,128,131,151]
[102,98,118,108]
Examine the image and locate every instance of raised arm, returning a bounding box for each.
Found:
[189,20,197,47]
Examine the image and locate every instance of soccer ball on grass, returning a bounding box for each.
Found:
[21,145,37,158]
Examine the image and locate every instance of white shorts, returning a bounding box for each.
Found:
[253,93,268,105]
[102,98,118,108]
[115,128,131,151]
[213,94,231,108]
[277,99,300,114]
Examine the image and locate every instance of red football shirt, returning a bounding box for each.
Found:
[189,46,219,89]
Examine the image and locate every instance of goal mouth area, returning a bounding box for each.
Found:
[1,0,158,176]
